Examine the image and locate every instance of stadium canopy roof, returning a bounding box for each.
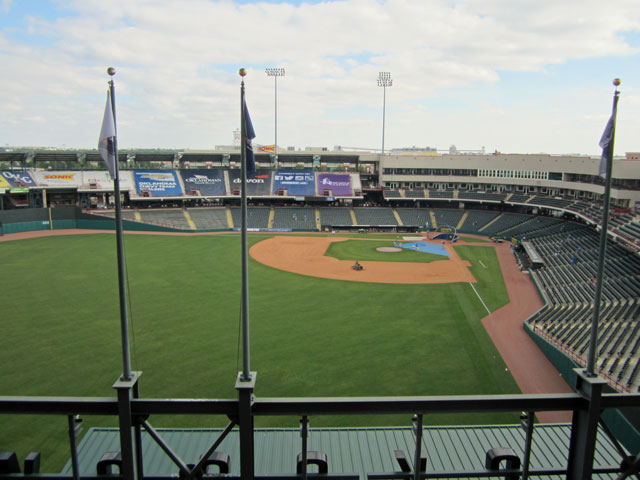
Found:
[0,152,31,163]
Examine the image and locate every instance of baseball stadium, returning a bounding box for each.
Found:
[1,149,640,479]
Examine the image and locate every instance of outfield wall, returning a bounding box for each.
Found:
[0,207,193,234]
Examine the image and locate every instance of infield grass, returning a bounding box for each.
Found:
[324,239,447,262]
[1,232,513,469]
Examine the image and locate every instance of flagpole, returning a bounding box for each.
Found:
[585,79,620,377]
[239,68,251,382]
[108,67,133,381]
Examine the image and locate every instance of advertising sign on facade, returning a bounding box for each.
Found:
[1,171,35,187]
[31,171,82,187]
[78,171,134,191]
[317,173,353,196]
[180,169,226,196]
[273,169,315,196]
[227,169,272,196]
[133,170,183,196]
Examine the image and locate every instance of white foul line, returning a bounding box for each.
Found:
[469,282,491,315]
[479,260,488,269]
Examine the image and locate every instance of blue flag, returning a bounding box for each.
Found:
[244,102,256,175]
[598,102,617,179]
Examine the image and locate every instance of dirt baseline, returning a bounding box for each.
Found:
[249,236,475,284]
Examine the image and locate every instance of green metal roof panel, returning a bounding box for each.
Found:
[62,424,623,479]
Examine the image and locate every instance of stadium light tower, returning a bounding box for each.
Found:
[377,72,392,156]
[265,67,285,164]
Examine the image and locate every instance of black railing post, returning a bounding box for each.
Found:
[67,415,80,480]
[566,368,606,480]
[413,414,424,480]
[301,416,309,480]
[114,372,141,480]
[236,372,256,480]
[133,381,144,480]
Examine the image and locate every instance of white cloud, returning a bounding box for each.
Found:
[0,0,638,153]
[0,0,11,14]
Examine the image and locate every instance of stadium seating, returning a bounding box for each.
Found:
[480,213,531,236]
[353,208,398,226]
[459,210,500,232]
[272,208,317,229]
[395,208,430,228]
[99,210,138,222]
[431,208,464,229]
[318,207,353,226]
[507,194,530,203]
[527,224,640,392]
[138,209,191,229]
[457,192,507,202]
[188,208,230,229]
[428,190,454,199]
[229,207,271,229]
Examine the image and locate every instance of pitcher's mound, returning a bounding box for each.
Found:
[376,246,402,252]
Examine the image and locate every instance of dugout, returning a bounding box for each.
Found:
[521,241,545,269]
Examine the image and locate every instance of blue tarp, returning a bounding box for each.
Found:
[401,241,450,257]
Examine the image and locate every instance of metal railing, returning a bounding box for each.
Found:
[1,370,639,480]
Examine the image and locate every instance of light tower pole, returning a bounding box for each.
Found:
[265,67,285,164]
[377,72,392,156]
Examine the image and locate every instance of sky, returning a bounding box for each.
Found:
[0,0,638,156]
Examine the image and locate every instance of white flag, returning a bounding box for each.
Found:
[99,90,117,178]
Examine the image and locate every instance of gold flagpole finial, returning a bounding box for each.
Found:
[239,68,247,77]
[612,78,621,87]
[107,67,116,77]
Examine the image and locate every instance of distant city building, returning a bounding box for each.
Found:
[390,146,437,154]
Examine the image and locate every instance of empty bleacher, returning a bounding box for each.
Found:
[457,191,507,202]
[459,210,501,232]
[318,207,353,227]
[481,213,531,236]
[229,207,271,229]
[271,207,317,230]
[508,194,530,203]
[395,208,430,228]
[431,208,464,229]
[353,207,398,226]
[188,208,230,229]
[404,189,425,198]
[100,210,138,222]
[138,209,191,229]
[428,190,454,199]
[527,224,640,392]
[382,189,402,199]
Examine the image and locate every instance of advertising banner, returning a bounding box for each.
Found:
[317,173,353,196]
[0,175,10,189]
[227,169,272,196]
[180,169,226,196]
[273,169,315,196]
[31,171,82,187]
[1,171,35,187]
[78,171,134,191]
[133,170,183,196]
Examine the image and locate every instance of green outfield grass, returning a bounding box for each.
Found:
[1,232,513,470]
[324,239,447,262]
[458,235,489,243]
